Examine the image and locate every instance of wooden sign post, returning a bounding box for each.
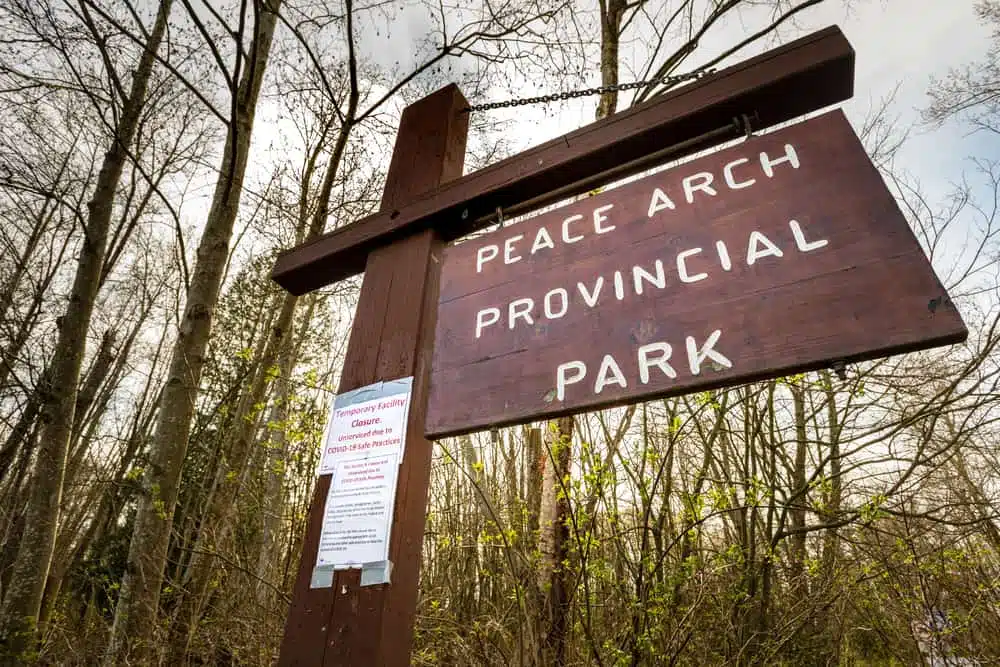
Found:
[276,84,469,666]
[271,26,964,666]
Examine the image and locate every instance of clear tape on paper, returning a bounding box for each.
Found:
[310,560,393,589]
[311,564,335,589]
[360,560,392,586]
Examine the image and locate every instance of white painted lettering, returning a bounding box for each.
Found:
[476,245,498,273]
[682,172,717,203]
[632,260,665,295]
[556,361,586,401]
[562,214,584,243]
[638,342,677,383]
[613,271,625,300]
[746,230,784,265]
[504,234,524,265]
[475,308,500,339]
[686,329,733,375]
[647,187,676,217]
[760,143,800,178]
[544,288,569,319]
[789,219,828,252]
[724,157,756,189]
[593,204,615,234]
[578,278,604,308]
[716,240,732,271]
[594,354,627,393]
[677,247,708,283]
[509,298,534,328]
[531,226,556,254]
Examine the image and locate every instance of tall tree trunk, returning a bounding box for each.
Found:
[461,434,485,619]
[522,427,543,665]
[820,370,842,573]
[36,329,122,628]
[165,58,357,663]
[595,0,628,119]
[536,416,573,667]
[247,131,330,602]
[530,4,627,658]
[503,431,520,526]
[530,2,627,656]
[790,381,808,589]
[103,4,280,663]
[525,426,543,545]
[0,0,173,659]
[165,292,287,663]
[254,294,316,606]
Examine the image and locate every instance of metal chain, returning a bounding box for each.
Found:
[462,68,716,113]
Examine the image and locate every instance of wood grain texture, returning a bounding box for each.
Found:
[271,25,855,295]
[425,109,968,438]
[278,83,467,666]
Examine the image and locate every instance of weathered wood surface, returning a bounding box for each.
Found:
[278,84,467,666]
[272,25,855,295]
[426,109,968,438]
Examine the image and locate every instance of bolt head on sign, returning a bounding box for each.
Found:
[424,109,968,439]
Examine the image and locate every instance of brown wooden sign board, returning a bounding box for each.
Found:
[426,109,968,438]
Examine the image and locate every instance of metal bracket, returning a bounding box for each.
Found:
[736,112,759,140]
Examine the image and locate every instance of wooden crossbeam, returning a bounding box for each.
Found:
[271,25,854,296]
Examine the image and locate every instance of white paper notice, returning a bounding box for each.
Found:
[318,378,413,475]
[317,454,398,568]
[311,377,413,581]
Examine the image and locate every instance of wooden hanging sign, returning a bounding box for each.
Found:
[425,109,968,438]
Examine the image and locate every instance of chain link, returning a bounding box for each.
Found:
[462,68,716,113]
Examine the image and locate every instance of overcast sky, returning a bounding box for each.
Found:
[803,0,993,201]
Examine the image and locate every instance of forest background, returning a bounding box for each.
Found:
[0,0,998,665]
